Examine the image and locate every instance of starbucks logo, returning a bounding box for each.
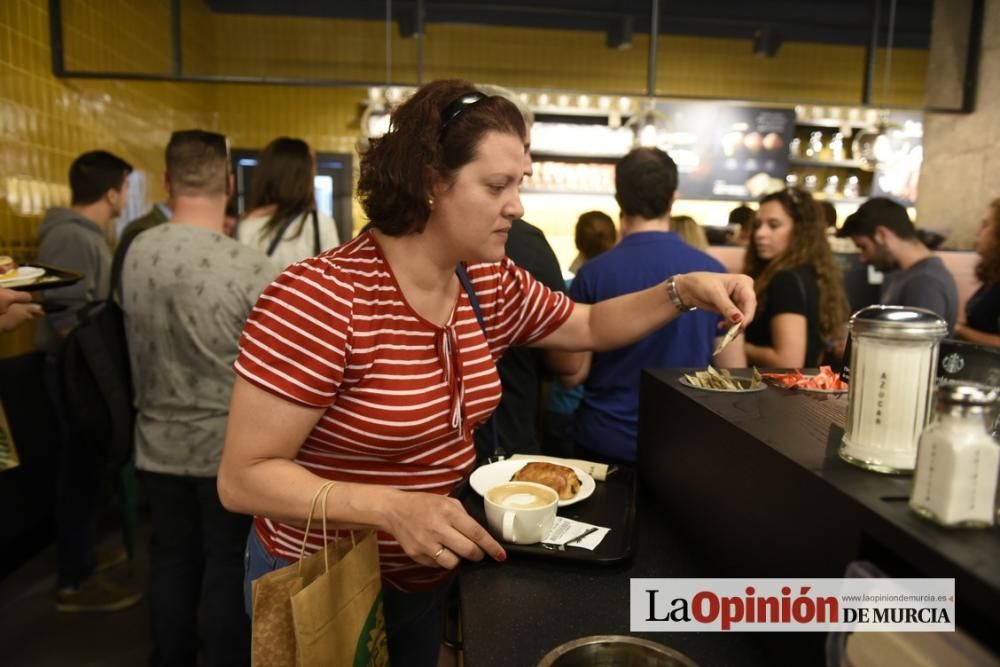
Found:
[941,353,964,374]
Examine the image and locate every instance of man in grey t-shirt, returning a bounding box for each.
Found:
[121,130,277,666]
[838,197,958,333]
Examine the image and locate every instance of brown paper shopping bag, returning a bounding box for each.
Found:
[251,481,390,667]
[291,528,388,666]
[0,400,20,472]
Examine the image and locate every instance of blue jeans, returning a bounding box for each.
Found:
[244,528,452,667]
[141,471,251,667]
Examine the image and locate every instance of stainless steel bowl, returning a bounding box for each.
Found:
[537,635,699,667]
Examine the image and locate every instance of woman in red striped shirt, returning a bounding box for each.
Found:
[219,79,756,666]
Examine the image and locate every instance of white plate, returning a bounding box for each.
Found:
[0,266,45,287]
[678,375,766,393]
[469,459,595,507]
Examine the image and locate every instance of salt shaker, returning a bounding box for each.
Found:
[910,384,1000,528]
[840,306,948,473]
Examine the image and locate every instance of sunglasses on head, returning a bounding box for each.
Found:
[439,92,489,132]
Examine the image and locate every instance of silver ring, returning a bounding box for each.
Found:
[432,547,446,561]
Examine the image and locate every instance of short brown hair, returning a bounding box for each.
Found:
[838,197,916,240]
[357,79,526,236]
[69,150,132,205]
[165,129,230,196]
[615,148,678,220]
[575,210,616,260]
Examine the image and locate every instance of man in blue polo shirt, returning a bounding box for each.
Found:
[563,147,746,463]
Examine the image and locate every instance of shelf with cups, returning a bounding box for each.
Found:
[785,165,872,203]
[786,122,880,201]
[789,157,868,170]
[520,188,614,196]
[795,119,873,130]
[811,195,869,205]
[523,153,617,196]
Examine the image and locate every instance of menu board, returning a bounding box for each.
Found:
[655,102,796,200]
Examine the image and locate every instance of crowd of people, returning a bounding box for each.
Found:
[1,77,996,667]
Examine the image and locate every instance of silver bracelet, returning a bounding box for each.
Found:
[666,275,695,312]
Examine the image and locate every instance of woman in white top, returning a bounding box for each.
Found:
[237,137,341,270]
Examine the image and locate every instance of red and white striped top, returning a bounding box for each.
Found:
[234,231,573,590]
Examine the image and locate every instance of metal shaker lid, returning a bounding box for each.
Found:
[849,305,948,340]
[936,382,999,406]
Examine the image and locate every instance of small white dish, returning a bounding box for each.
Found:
[469,458,596,507]
[678,375,766,393]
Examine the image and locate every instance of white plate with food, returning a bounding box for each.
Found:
[678,375,766,393]
[679,366,765,393]
[0,266,45,287]
[469,459,595,507]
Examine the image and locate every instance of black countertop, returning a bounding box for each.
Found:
[459,370,1000,665]
[458,486,771,667]
[637,369,1000,656]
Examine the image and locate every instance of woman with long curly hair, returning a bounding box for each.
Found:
[954,198,1000,346]
[742,187,850,367]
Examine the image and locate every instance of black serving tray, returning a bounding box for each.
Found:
[460,465,637,565]
[2,263,83,292]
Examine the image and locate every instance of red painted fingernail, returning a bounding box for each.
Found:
[731,313,743,322]
[497,550,507,561]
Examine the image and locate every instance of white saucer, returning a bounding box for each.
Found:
[469,458,596,507]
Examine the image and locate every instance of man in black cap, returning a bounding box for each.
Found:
[838,197,958,332]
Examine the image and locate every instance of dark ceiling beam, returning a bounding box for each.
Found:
[204,0,933,49]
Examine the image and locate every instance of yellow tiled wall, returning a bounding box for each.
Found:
[192,11,927,107]
[0,0,930,356]
[0,0,206,354]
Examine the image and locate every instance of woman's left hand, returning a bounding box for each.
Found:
[675,272,757,327]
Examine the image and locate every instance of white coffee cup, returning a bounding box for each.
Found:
[484,481,558,544]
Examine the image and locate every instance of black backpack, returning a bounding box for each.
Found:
[56,235,137,474]
[58,299,134,471]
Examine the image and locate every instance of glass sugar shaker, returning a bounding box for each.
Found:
[910,384,1000,528]
[840,306,948,474]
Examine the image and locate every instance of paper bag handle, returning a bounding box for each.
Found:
[298,481,336,573]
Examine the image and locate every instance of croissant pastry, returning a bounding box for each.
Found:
[511,462,581,500]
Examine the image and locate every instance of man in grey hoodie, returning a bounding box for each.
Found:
[36,150,131,352]
[36,150,142,613]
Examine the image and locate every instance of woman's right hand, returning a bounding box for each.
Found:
[381,490,506,570]
[674,272,757,326]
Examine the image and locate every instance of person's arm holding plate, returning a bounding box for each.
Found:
[0,288,41,332]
